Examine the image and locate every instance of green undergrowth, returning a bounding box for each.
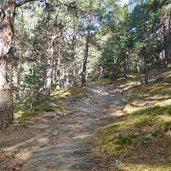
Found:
[91,70,171,171]
[52,85,85,100]
[14,86,84,121]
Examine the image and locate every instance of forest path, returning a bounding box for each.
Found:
[1,81,125,171]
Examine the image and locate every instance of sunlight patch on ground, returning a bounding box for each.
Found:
[123,104,145,114]
[120,163,171,171]
[19,151,32,161]
[14,111,40,121]
[73,133,93,139]
[119,80,138,88]
[52,86,85,100]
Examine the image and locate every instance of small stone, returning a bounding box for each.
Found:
[52,130,59,136]
[43,112,56,118]
[37,138,49,144]
[10,120,24,128]
[10,123,24,128]
[31,167,47,171]
[30,124,49,129]
[107,97,123,106]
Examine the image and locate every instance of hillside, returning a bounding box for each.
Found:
[91,70,171,171]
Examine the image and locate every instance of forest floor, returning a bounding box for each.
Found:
[1,70,171,171]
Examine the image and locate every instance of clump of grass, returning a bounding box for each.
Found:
[105,122,124,130]
[133,115,153,128]
[133,105,161,116]
[38,98,66,112]
[115,133,135,148]
[142,132,156,146]
[14,111,39,121]
[157,116,171,131]
[163,106,171,116]
[68,86,85,100]
[52,86,85,100]
[101,132,136,155]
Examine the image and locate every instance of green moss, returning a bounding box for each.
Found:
[104,122,123,130]
[126,105,167,118]
[101,136,115,146]
[157,116,171,131]
[133,115,153,128]
[101,132,136,155]
[163,106,171,116]
[115,133,135,146]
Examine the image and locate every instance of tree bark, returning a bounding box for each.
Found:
[162,11,171,68]
[81,35,89,87]
[0,62,13,128]
[71,34,77,85]
[0,0,16,128]
[144,57,148,84]
[123,58,128,78]
[0,0,37,128]
[0,88,13,129]
[136,63,143,84]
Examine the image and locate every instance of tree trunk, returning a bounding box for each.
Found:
[0,0,41,129]
[136,63,143,84]
[144,57,148,84]
[162,11,171,68]
[123,59,128,78]
[156,53,162,73]
[0,62,13,128]
[0,88,13,129]
[81,35,89,87]
[71,34,77,85]
[0,0,16,128]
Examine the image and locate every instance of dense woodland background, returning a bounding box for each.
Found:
[0,0,170,128]
[0,0,171,170]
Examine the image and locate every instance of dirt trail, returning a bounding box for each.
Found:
[0,82,125,171]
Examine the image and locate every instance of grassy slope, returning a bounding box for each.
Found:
[91,70,171,171]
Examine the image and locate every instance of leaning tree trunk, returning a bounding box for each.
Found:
[0,0,16,128]
[0,0,42,129]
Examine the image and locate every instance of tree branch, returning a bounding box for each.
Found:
[16,0,38,7]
